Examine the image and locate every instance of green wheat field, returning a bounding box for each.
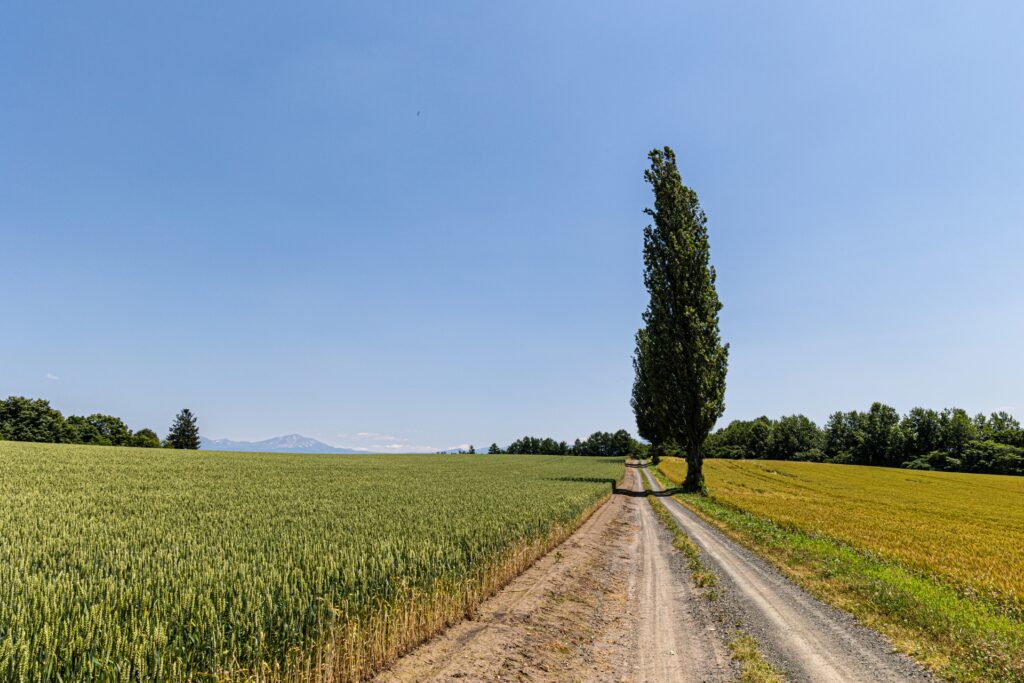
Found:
[0,442,622,681]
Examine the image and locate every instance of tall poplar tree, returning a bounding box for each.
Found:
[633,147,728,492]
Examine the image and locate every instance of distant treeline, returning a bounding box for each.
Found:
[0,396,200,450]
[706,404,1024,476]
[490,429,644,457]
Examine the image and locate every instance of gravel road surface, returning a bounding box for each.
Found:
[640,464,932,682]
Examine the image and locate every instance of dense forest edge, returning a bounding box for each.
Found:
[706,403,1024,476]
[0,396,199,449]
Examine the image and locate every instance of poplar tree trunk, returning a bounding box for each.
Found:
[682,443,706,493]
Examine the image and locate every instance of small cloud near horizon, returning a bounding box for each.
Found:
[359,432,404,442]
[378,443,438,452]
[339,431,406,442]
[330,431,438,453]
[45,373,59,380]
[329,432,442,454]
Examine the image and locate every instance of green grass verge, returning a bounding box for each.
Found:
[651,465,1024,682]
[728,634,784,683]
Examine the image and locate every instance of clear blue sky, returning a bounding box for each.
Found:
[3,2,1022,452]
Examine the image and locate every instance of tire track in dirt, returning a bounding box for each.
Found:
[640,465,932,682]
[375,477,636,682]
[632,464,733,681]
[376,465,734,682]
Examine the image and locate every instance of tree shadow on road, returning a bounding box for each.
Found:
[611,486,686,497]
[545,473,685,498]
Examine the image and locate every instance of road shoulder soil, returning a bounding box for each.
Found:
[375,479,636,682]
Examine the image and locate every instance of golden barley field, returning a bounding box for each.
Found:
[658,457,1024,611]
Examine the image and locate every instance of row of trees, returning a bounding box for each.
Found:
[0,397,201,450]
[705,403,1024,475]
[630,147,729,492]
[490,430,644,457]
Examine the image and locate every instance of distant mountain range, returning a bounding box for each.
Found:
[199,434,369,454]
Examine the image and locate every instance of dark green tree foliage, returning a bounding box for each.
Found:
[900,408,943,456]
[985,412,1024,448]
[0,397,65,443]
[573,430,641,457]
[63,415,104,445]
[505,436,570,455]
[960,440,1024,474]
[634,147,729,492]
[748,419,773,458]
[705,403,1024,476]
[487,443,501,454]
[941,408,975,459]
[631,327,666,463]
[821,411,858,462]
[501,431,643,456]
[768,415,822,460]
[983,411,1021,441]
[63,414,133,447]
[132,428,162,448]
[0,396,163,448]
[166,408,201,450]
[706,415,817,460]
[860,402,904,466]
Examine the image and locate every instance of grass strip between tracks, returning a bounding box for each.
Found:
[652,463,1024,683]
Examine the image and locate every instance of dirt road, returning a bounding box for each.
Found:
[376,465,734,682]
[632,465,733,681]
[640,465,931,682]
[377,463,931,682]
